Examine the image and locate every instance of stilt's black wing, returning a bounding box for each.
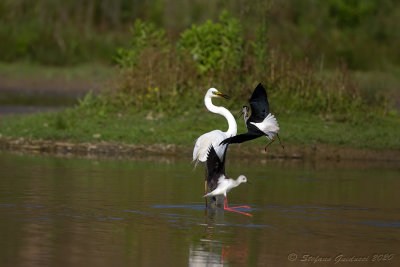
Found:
[248,83,269,123]
[220,132,261,145]
[206,145,228,191]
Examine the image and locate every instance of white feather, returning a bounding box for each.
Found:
[250,113,279,140]
[203,176,232,197]
[203,175,247,198]
[192,88,237,166]
[193,130,228,163]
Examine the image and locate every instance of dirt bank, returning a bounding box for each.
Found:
[1,137,399,164]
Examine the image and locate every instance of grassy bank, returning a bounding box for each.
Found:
[1,5,399,158]
[1,106,399,151]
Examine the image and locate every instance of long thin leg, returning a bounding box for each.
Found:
[276,133,284,149]
[204,180,208,207]
[226,207,253,217]
[204,168,208,208]
[224,196,252,217]
[264,138,275,151]
[230,205,251,209]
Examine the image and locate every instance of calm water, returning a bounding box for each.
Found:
[0,152,399,266]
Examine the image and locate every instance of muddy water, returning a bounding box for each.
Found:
[0,152,399,266]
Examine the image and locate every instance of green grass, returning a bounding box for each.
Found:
[1,108,399,150]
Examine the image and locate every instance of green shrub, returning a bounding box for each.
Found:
[114,20,168,69]
[104,10,392,122]
[177,11,243,75]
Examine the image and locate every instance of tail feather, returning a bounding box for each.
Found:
[251,113,279,133]
[203,191,214,198]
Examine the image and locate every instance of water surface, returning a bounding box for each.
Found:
[0,152,399,266]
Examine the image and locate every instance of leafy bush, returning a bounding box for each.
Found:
[177,11,243,75]
[96,10,392,122]
[114,20,168,69]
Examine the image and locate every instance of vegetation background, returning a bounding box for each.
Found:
[0,0,399,151]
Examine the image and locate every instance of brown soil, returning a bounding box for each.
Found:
[0,137,399,166]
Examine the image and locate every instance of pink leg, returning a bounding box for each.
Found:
[230,205,252,209]
[226,208,253,217]
[276,133,284,149]
[223,196,252,217]
[223,196,228,209]
[264,138,275,151]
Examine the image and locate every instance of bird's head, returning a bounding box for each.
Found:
[207,88,230,99]
[237,175,249,184]
[238,105,249,118]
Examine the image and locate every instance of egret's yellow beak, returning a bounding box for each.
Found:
[216,92,230,99]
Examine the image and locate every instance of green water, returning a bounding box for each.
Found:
[0,152,399,266]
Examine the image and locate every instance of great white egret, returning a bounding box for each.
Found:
[193,88,237,202]
[193,88,237,163]
[221,83,284,151]
[204,145,252,216]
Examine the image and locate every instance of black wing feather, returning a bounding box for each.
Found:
[206,145,229,191]
[220,132,261,145]
[248,83,269,123]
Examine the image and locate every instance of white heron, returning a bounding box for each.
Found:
[193,88,237,201]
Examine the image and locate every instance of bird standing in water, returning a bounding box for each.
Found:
[204,145,252,217]
[221,83,284,151]
[193,88,237,205]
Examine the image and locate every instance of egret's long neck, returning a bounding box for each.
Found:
[205,96,237,136]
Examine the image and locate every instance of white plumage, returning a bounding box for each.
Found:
[250,113,280,140]
[192,88,237,166]
[203,175,247,198]
[193,130,227,163]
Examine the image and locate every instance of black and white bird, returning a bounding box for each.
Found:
[204,145,252,216]
[221,83,284,151]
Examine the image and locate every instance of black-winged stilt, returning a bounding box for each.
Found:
[220,83,284,151]
[204,145,252,216]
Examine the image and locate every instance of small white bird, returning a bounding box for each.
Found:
[204,145,252,216]
[221,83,284,151]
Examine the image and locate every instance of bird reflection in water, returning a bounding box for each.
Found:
[188,209,249,266]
